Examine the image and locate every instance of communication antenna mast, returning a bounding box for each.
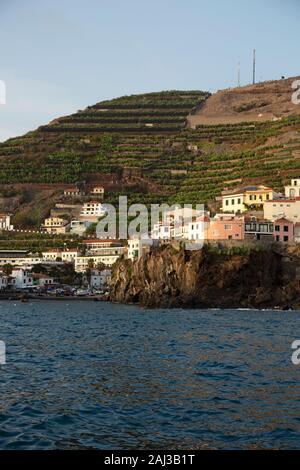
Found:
[238,61,241,87]
[252,49,256,84]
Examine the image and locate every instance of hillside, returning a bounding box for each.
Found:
[0,81,299,228]
[188,76,300,126]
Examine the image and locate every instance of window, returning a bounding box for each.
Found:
[238,198,241,204]
[266,194,269,200]
[231,199,234,205]
[275,225,280,231]
[225,200,229,206]
[276,235,280,242]
[224,224,232,230]
[259,224,268,233]
[284,226,289,232]
[284,236,289,242]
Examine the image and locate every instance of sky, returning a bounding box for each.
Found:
[0,0,299,141]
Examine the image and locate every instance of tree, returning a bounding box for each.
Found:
[2,263,13,276]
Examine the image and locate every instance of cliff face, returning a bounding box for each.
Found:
[110,245,300,309]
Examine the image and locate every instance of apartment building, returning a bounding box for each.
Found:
[41,217,70,234]
[264,198,300,222]
[221,185,274,213]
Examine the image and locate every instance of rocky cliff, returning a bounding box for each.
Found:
[109,245,300,309]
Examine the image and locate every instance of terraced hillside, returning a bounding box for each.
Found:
[0,85,300,227]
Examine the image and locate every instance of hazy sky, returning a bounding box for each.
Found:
[0,0,299,141]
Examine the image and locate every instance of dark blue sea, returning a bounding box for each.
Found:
[0,301,300,449]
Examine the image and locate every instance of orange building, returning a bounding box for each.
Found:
[207,214,245,241]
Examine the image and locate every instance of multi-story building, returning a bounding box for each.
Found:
[41,217,70,234]
[187,215,210,241]
[273,218,294,243]
[80,201,106,220]
[127,237,153,261]
[74,239,125,272]
[75,252,123,272]
[83,239,123,252]
[264,198,300,222]
[244,217,274,241]
[42,250,62,261]
[0,214,14,231]
[89,269,111,290]
[0,250,41,268]
[221,190,245,214]
[0,274,8,290]
[11,269,33,289]
[151,222,172,240]
[284,178,300,198]
[207,214,245,241]
[127,238,142,260]
[61,250,81,263]
[221,185,274,213]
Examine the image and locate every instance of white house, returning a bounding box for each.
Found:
[75,248,124,272]
[127,238,142,260]
[61,250,81,263]
[0,273,8,290]
[11,269,33,289]
[42,250,62,261]
[80,201,106,219]
[0,214,14,231]
[284,178,300,198]
[151,222,172,240]
[127,237,153,261]
[89,269,111,290]
[187,215,210,241]
[264,198,300,222]
[90,186,105,197]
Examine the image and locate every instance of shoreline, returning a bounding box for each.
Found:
[0,294,108,302]
[0,295,297,311]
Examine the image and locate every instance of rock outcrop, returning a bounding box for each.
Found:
[109,244,300,309]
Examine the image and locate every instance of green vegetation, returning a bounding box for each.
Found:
[0,90,299,214]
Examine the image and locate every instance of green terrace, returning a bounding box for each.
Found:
[0,91,299,209]
[40,90,209,133]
